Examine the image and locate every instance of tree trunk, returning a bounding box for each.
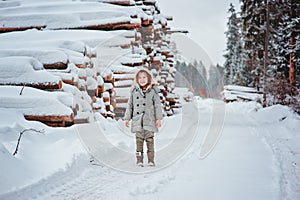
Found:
[289,0,296,86]
[289,36,295,86]
[263,0,270,107]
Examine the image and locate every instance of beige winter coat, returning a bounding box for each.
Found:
[124,85,163,133]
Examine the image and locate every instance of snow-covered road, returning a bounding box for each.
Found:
[2,99,297,200]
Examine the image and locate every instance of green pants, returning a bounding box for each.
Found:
[135,130,154,153]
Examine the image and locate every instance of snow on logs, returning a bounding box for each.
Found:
[0,50,69,70]
[222,85,263,103]
[0,32,114,125]
[0,0,180,125]
[0,28,140,125]
[0,86,74,127]
[0,57,63,90]
[0,1,148,32]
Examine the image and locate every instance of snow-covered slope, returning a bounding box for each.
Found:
[0,109,86,194]
[0,97,299,200]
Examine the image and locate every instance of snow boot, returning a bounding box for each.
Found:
[136,152,144,167]
[147,152,155,167]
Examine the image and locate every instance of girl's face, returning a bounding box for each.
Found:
[137,72,148,87]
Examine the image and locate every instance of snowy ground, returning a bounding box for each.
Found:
[0,96,300,200]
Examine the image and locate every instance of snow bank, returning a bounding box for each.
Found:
[250,104,300,200]
[0,98,300,199]
[255,104,298,124]
[0,109,87,194]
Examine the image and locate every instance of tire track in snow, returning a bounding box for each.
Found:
[0,158,121,200]
[251,121,300,200]
[1,157,178,200]
[76,102,200,173]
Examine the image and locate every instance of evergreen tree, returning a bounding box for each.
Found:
[265,1,299,106]
[175,61,208,97]
[224,3,247,86]
[290,0,300,86]
[193,60,207,81]
[240,0,267,90]
[224,3,238,85]
[226,0,300,113]
[208,64,224,98]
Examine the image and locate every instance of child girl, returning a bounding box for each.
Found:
[124,69,163,167]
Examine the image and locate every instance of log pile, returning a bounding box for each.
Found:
[222,85,263,103]
[109,0,182,117]
[0,1,147,32]
[0,0,182,126]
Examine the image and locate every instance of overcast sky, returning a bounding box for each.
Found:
[157,0,240,66]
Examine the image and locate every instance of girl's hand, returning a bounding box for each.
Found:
[156,120,161,128]
[125,120,130,127]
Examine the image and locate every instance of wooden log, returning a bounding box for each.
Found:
[25,114,74,127]
[113,22,141,30]
[87,89,96,97]
[103,91,110,103]
[106,112,115,119]
[0,21,140,34]
[148,62,162,70]
[166,54,175,59]
[44,62,68,70]
[166,98,176,103]
[165,16,173,21]
[116,98,129,104]
[96,85,105,97]
[0,81,63,90]
[223,98,237,103]
[105,103,111,111]
[171,104,182,109]
[61,78,78,87]
[141,19,153,26]
[103,97,110,102]
[103,73,114,82]
[75,63,87,69]
[0,25,46,33]
[25,114,74,123]
[120,44,131,49]
[43,121,65,127]
[105,1,134,6]
[101,112,108,118]
[114,73,135,82]
[143,1,156,6]
[121,61,144,67]
[74,116,89,124]
[80,21,141,31]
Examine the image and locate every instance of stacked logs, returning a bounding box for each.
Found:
[0,0,182,126]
